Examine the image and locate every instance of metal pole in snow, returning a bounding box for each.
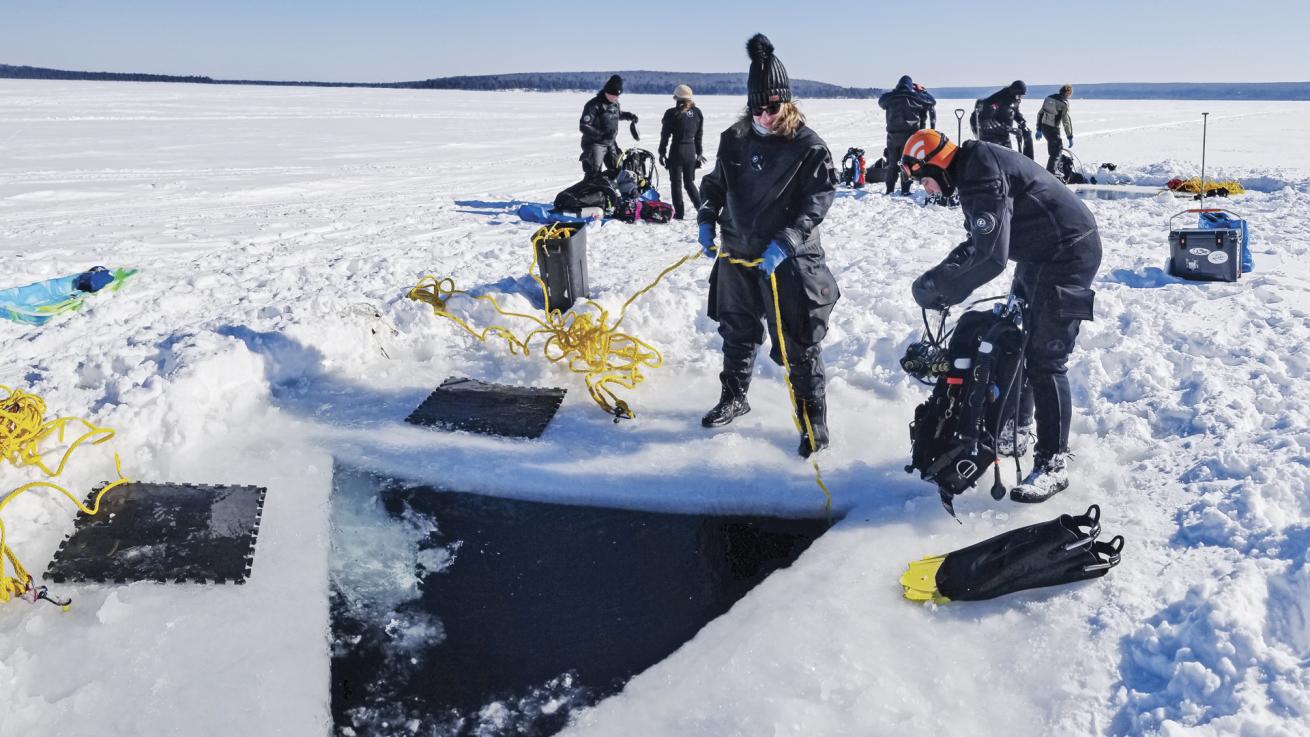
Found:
[1200,112,1209,209]
[954,108,965,142]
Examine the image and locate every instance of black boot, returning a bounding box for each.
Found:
[702,381,751,428]
[795,395,829,458]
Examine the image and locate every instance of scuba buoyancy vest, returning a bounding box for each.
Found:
[619,148,659,193]
[906,303,1027,516]
[841,147,867,188]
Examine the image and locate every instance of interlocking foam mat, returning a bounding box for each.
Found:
[404,376,566,439]
[45,482,266,585]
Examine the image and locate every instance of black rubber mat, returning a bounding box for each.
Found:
[45,482,266,585]
[404,376,566,439]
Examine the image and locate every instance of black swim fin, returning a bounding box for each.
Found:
[901,504,1124,603]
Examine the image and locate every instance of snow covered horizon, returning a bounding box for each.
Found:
[2,80,1309,737]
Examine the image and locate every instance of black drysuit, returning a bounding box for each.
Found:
[971,88,1027,150]
[697,123,841,401]
[579,92,636,176]
[912,141,1101,456]
[878,76,936,194]
[659,104,705,219]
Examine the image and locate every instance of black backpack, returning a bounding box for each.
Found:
[554,174,621,215]
[906,304,1027,516]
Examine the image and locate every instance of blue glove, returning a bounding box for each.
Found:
[1067,136,1074,148]
[759,240,789,277]
[698,223,717,258]
[1034,128,1043,140]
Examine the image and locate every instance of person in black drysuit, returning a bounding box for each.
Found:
[903,130,1101,502]
[878,75,936,195]
[659,84,705,219]
[579,74,638,177]
[697,34,841,458]
[971,80,1030,155]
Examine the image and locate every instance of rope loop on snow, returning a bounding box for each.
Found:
[0,385,130,608]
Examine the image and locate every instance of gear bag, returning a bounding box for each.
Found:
[554,174,621,215]
[840,147,866,188]
[901,504,1124,602]
[906,304,1026,516]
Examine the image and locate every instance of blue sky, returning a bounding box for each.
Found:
[4,1,1307,86]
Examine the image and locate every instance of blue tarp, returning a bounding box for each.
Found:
[1198,211,1254,273]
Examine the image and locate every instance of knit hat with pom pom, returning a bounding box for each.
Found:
[746,34,790,110]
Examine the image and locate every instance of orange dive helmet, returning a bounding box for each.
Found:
[900,129,958,180]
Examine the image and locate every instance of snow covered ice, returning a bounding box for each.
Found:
[2,80,1310,736]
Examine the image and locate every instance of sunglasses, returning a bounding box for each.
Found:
[751,101,783,116]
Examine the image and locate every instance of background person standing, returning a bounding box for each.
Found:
[1036,84,1075,174]
[659,85,705,219]
[971,80,1028,151]
[578,74,638,177]
[878,75,936,195]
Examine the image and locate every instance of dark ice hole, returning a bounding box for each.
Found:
[330,463,831,736]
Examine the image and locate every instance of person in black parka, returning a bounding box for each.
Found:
[971,80,1028,151]
[878,75,936,195]
[579,74,638,177]
[901,129,1101,502]
[659,84,705,219]
[697,34,841,458]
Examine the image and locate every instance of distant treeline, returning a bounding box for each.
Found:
[409,71,881,98]
[935,82,1310,101]
[0,64,880,97]
[3,64,1308,100]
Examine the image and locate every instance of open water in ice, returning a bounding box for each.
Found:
[329,462,831,737]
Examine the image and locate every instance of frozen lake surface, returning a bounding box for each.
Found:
[2,81,1310,737]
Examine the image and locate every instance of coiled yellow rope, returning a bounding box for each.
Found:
[0,385,130,607]
[408,228,831,516]
[409,224,697,419]
[1168,177,1246,195]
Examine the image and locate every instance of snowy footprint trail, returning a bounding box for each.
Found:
[1,82,1309,736]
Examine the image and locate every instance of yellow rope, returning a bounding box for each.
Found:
[712,250,832,516]
[1169,177,1246,195]
[0,385,130,607]
[410,231,832,516]
[408,224,697,419]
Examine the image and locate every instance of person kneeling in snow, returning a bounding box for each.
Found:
[902,129,1101,502]
[697,33,841,458]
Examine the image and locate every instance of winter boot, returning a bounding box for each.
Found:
[795,395,829,458]
[995,418,1035,458]
[702,382,751,428]
[1009,451,1071,503]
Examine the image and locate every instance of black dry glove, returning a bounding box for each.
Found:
[659,153,668,168]
[912,274,949,311]
[629,121,640,141]
[696,154,707,167]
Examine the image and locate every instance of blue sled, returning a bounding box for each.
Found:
[0,267,138,326]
